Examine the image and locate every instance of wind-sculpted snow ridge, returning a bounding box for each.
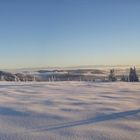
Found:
[0,82,140,140]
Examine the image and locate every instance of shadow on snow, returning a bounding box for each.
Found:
[34,109,140,132]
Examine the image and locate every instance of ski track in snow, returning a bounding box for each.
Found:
[0,81,140,140]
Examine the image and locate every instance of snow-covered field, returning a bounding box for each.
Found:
[0,82,139,140]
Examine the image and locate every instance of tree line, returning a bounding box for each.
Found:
[109,67,139,82]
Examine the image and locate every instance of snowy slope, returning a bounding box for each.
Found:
[0,82,139,140]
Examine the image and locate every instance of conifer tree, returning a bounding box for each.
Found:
[109,69,117,82]
[129,67,139,82]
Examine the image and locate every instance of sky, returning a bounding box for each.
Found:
[0,0,140,69]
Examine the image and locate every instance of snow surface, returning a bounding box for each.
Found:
[0,81,140,140]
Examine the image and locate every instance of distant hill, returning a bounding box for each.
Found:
[0,67,140,82]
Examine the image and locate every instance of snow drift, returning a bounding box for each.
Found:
[0,82,139,140]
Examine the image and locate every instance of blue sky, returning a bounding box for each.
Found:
[0,0,140,69]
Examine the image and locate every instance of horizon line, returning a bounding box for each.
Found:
[1,64,140,71]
